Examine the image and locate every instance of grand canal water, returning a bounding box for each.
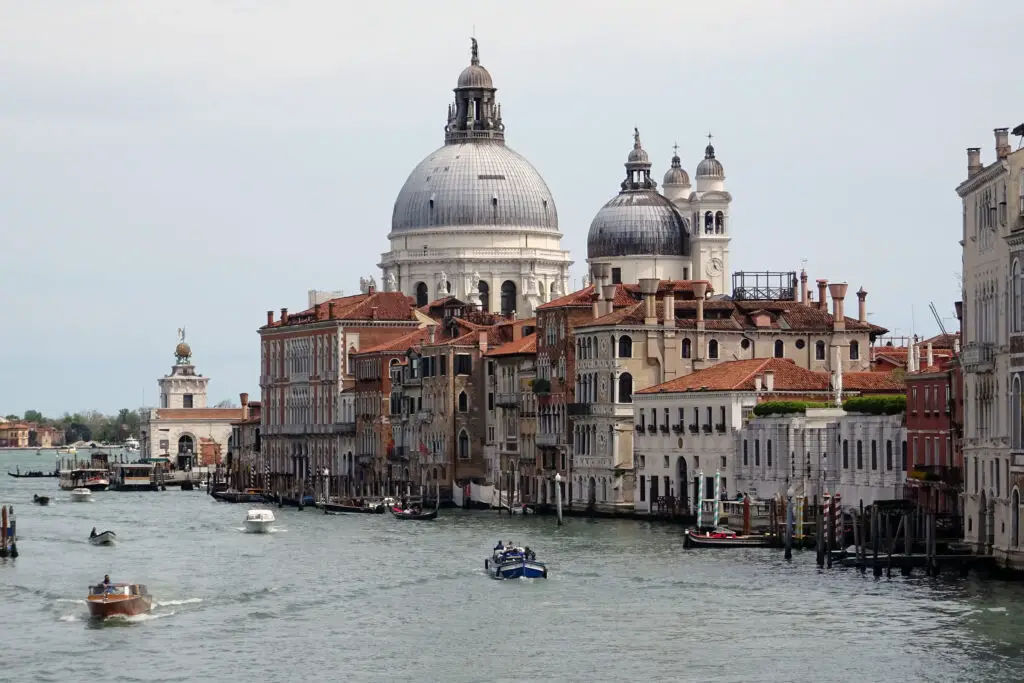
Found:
[2,448,1024,682]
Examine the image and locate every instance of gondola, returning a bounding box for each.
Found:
[389,507,438,521]
[8,471,59,478]
[683,527,773,549]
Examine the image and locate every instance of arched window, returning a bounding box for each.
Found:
[681,338,692,359]
[850,340,860,361]
[1014,260,1021,333]
[856,440,863,469]
[458,391,468,412]
[537,281,546,301]
[715,211,725,233]
[500,280,517,316]
[708,339,719,359]
[704,211,714,233]
[774,340,784,358]
[478,281,490,312]
[618,335,633,358]
[415,282,429,307]
[815,340,826,361]
[618,373,633,403]
[457,430,470,459]
[886,440,893,470]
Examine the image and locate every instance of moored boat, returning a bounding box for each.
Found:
[59,468,109,491]
[683,527,773,549]
[322,499,385,514]
[212,488,269,504]
[32,494,50,506]
[86,581,152,619]
[484,543,547,579]
[390,506,438,520]
[89,529,117,545]
[70,488,92,502]
[243,509,275,533]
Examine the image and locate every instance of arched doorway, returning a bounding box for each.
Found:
[677,457,689,511]
[588,477,597,508]
[478,281,490,312]
[415,282,428,307]
[977,490,988,553]
[501,280,517,316]
[177,434,195,470]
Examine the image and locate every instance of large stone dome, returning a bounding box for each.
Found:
[587,192,689,259]
[390,141,558,235]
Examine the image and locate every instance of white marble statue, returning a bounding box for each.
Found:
[437,270,449,296]
[368,275,377,291]
[526,273,538,296]
[359,276,369,294]
[581,272,591,288]
[177,327,186,344]
[384,271,396,292]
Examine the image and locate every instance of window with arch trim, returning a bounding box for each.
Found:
[458,391,468,412]
[774,340,784,358]
[681,338,692,359]
[815,340,826,361]
[618,373,633,403]
[414,282,429,307]
[457,430,470,460]
[850,340,860,361]
[708,339,719,360]
[618,335,633,358]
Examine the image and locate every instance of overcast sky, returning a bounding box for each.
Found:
[1,0,1022,417]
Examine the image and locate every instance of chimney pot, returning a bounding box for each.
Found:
[428,326,436,344]
[664,292,676,328]
[856,287,867,323]
[314,302,322,319]
[927,342,934,369]
[967,147,982,177]
[693,281,708,325]
[828,283,848,330]
[995,128,1011,160]
[800,270,809,306]
[266,310,274,326]
[601,284,617,315]
[280,307,289,325]
[367,285,376,295]
[816,279,829,311]
[478,330,488,354]
[370,306,378,320]
[329,302,337,320]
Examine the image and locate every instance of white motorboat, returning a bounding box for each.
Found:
[89,529,116,545]
[70,488,92,502]
[123,436,140,455]
[243,509,276,533]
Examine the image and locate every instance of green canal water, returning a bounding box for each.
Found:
[2,448,1023,682]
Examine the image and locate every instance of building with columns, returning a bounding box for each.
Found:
[378,39,572,317]
[586,130,731,295]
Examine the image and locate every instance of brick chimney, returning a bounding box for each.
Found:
[828,282,848,331]
[367,284,376,295]
[280,307,289,325]
[764,370,775,393]
[478,330,488,355]
[995,128,1011,160]
[693,281,708,328]
[856,287,867,323]
[601,284,617,315]
[314,302,322,320]
[266,310,274,326]
[428,325,436,344]
[816,280,829,312]
[664,289,675,328]
[328,302,337,320]
[967,147,982,177]
[240,392,249,420]
[800,270,809,306]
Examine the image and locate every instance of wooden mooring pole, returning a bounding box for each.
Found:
[826,498,834,568]
[815,496,825,567]
[872,506,882,577]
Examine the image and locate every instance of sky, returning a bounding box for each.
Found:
[1,0,1022,417]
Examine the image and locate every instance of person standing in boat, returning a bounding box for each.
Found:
[90,528,97,538]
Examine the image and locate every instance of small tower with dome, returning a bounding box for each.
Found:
[684,134,732,295]
[159,328,209,410]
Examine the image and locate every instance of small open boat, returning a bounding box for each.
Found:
[322,499,385,514]
[8,470,58,478]
[70,488,92,502]
[86,582,152,619]
[485,543,547,579]
[390,506,438,521]
[32,494,50,506]
[89,529,117,546]
[683,527,773,549]
[243,509,275,533]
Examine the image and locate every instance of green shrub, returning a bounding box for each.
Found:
[531,378,551,395]
[842,395,906,415]
[752,401,830,416]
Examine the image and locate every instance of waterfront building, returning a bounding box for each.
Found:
[904,338,964,522]
[586,130,731,295]
[258,287,430,498]
[0,420,29,448]
[632,357,905,513]
[569,269,888,512]
[139,334,247,467]
[959,126,1024,562]
[378,39,572,316]
[484,332,539,505]
[228,394,262,491]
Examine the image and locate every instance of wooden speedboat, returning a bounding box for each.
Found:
[243,509,275,533]
[485,545,547,579]
[390,506,438,520]
[684,527,773,549]
[322,499,385,514]
[89,530,116,545]
[86,583,152,619]
[70,488,92,502]
[32,494,50,506]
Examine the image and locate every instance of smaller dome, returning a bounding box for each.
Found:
[457,64,493,89]
[175,342,192,359]
[627,128,649,164]
[663,151,690,186]
[696,143,725,179]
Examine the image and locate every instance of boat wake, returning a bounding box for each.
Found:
[235,526,286,533]
[156,598,202,607]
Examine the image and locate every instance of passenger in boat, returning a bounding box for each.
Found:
[494,540,504,551]
[90,528,97,538]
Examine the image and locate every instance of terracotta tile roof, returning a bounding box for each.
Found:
[638,358,831,394]
[536,284,638,311]
[844,371,906,392]
[486,333,537,357]
[153,408,246,420]
[621,280,712,298]
[356,327,433,354]
[263,291,418,328]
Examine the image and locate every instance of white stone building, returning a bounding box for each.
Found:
[378,39,572,317]
[139,334,246,468]
[586,131,731,295]
[960,126,1024,562]
[484,333,539,503]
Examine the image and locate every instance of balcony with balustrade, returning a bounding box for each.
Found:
[495,392,522,408]
[961,342,995,373]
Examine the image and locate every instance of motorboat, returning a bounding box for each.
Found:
[70,488,92,502]
[213,488,269,504]
[123,436,140,454]
[683,527,773,549]
[390,506,438,521]
[484,543,547,579]
[322,499,385,514]
[32,494,50,506]
[89,529,117,545]
[58,468,109,491]
[243,509,276,533]
[86,582,152,619]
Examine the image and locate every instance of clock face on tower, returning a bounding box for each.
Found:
[706,258,723,277]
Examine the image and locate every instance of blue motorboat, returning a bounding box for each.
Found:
[484,542,547,579]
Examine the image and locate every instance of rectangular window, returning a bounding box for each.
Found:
[183,394,193,409]
[755,440,760,466]
[440,355,448,375]
[639,475,645,502]
[611,268,622,285]
[455,354,472,375]
[488,393,494,411]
